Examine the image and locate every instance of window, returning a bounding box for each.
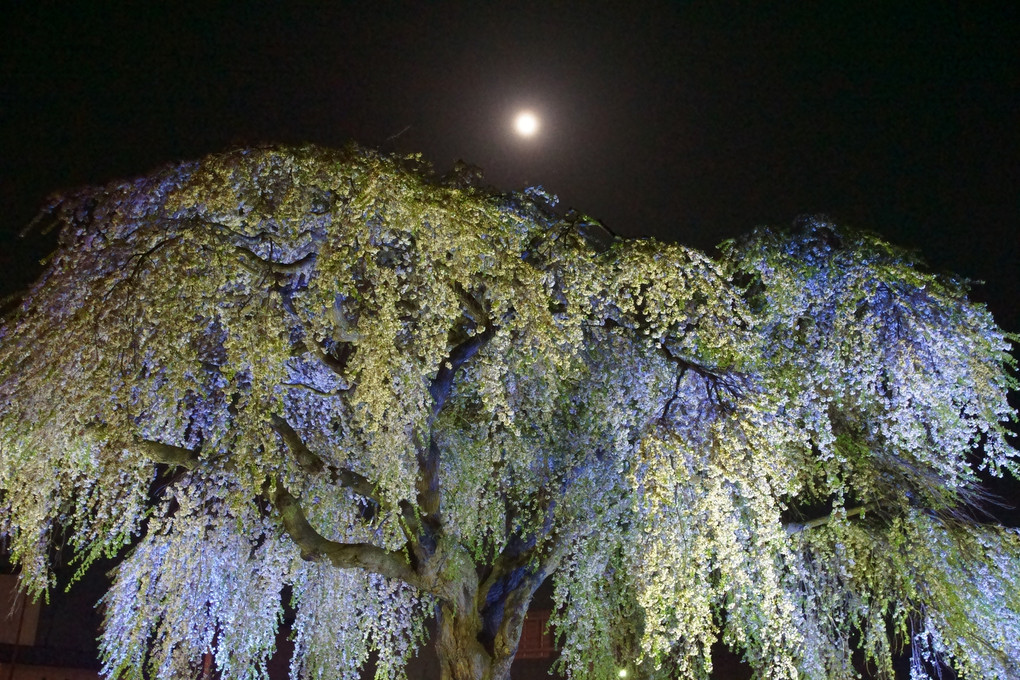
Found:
[516,610,556,659]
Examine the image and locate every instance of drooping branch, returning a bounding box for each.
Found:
[270,414,385,503]
[453,281,487,325]
[276,284,355,379]
[584,317,744,407]
[659,343,745,402]
[102,235,183,302]
[660,365,688,423]
[135,430,425,588]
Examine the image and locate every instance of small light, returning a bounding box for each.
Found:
[618,670,627,678]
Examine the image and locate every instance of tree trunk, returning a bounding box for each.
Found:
[436,600,499,680]
[436,599,534,680]
[421,521,553,679]
[433,591,524,680]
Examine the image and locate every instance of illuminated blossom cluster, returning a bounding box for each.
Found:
[0,146,1016,680]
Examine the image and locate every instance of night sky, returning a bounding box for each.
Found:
[3,3,1018,324]
[1,2,1018,676]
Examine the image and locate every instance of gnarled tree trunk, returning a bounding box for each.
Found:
[428,537,549,680]
[436,601,505,680]
[434,587,530,680]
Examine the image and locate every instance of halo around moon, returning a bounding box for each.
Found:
[513,111,539,137]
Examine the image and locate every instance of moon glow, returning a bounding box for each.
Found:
[513,111,539,137]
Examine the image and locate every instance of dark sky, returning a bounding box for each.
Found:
[0,2,1018,676]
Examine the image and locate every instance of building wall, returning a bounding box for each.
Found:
[0,573,103,680]
[0,574,41,646]
[0,662,100,680]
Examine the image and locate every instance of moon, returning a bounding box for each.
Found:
[513,111,539,137]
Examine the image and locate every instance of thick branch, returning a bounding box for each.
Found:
[480,480,573,602]
[475,458,590,657]
[280,381,344,397]
[271,412,379,498]
[262,250,316,274]
[268,481,424,589]
[477,525,570,665]
[270,414,422,538]
[300,339,353,377]
[454,282,487,325]
[199,220,318,277]
[785,504,871,535]
[135,437,201,470]
[225,230,355,379]
[416,298,497,530]
[428,323,496,420]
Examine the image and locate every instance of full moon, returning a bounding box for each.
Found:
[513,111,539,137]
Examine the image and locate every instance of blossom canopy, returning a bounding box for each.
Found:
[0,145,1017,680]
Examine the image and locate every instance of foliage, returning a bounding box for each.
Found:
[0,145,1016,680]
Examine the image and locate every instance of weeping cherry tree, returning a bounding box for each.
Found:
[0,144,1017,680]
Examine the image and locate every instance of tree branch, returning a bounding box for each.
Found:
[658,343,744,401]
[197,219,319,277]
[270,414,423,539]
[267,480,424,588]
[302,339,354,377]
[478,456,591,618]
[583,317,744,404]
[102,235,183,302]
[477,514,571,662]
[279,381,345,397]
[660,365,688,423]
[453,282,487,325]
[270,414,376,500]
[785,504,871,535]
[428,323,496,420]
[134,437,201,470]
[416,292,497,530]
[215,225,357,380]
